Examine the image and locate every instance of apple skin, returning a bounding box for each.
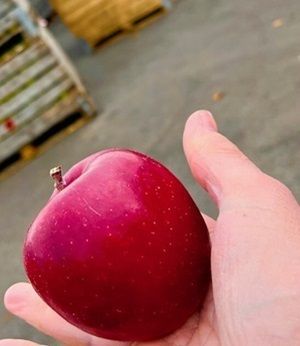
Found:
[24,149,211,341]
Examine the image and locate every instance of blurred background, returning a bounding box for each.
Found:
[0,0,299,344]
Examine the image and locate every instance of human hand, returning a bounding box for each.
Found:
[1,110,299,346]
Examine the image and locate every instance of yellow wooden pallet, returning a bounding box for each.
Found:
[51,0,168,46]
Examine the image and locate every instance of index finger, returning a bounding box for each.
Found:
[4,283,127,346]
[0,341,44,346]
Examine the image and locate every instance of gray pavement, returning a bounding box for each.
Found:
[1,0,300,344]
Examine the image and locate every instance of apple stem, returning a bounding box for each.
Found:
[50,166,66,191]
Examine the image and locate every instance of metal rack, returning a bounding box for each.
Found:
[0,0,96,164]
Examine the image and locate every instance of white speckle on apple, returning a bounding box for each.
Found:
[67,225,71,229]
[153,221,157,225]
[108,233,112,237]
[157,186,161,190]
[169,227,173,231]
[148,241,152,246]
[184,212,188,216]
[106,225,110,229]
[142,221,146,226]
[163,248,167,253]
[150,231,156,235]
[167,207,171,211]
[145,192,149,196]
[109,208,113,212]
[69,240,73,245]
[66,276,70,280]
[83,224,87,227]
[38,274,42,278]
[85,239,89,242]
[168,242,173,246]
[140,255,145,260]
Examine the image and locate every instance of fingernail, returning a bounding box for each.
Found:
[187,110,217,134]
[197,110,217,132]
[4,286,24,311]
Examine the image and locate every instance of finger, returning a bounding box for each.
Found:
[0,340,44,346]
[202,213,216,238]
[183,110,265,208]
[4,283,127,346]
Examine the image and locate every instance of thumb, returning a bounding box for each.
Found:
[183,110,266,208]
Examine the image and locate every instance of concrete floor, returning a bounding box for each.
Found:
[1,0,300,344]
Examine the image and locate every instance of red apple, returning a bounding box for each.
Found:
[24,149,210,341]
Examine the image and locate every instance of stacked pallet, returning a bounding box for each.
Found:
[51,0,169,46]
[0,0,96,165]
[0,1,25,64]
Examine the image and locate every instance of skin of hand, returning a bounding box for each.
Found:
[1,110,299,346]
